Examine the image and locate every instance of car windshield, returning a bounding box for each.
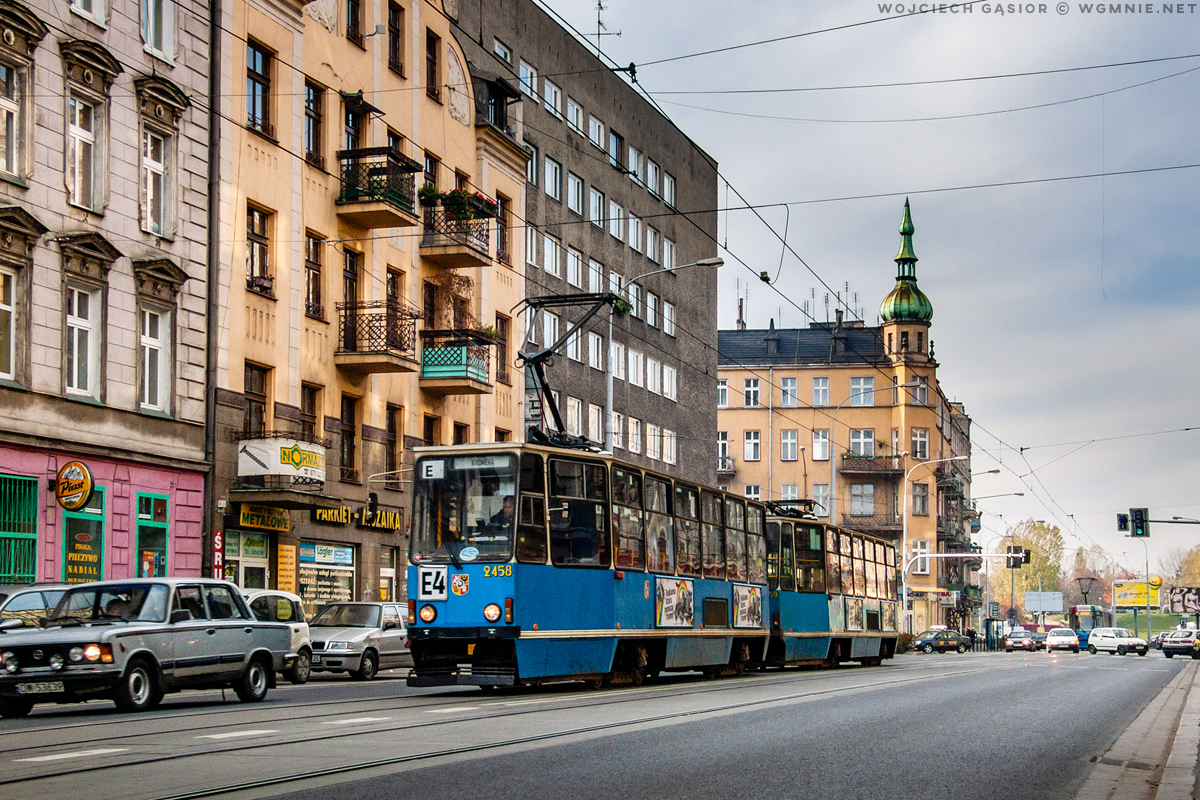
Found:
[1050,629,1074,635]
[1010,631,1029,637]
[916,631,939,638]
[46,584,170,625]
[1114,628,1133,637]
[310,604,380,628]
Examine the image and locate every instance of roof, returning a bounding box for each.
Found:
[717,321,888,367]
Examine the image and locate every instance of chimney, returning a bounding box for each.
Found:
[834,308,844,332]
[737,297,745,331]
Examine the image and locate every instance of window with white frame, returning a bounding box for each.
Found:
[542,234,561,277]
[913,539,930,575]
[628,417,642,453]
[647,423,661,460]
[717,431,729,460]
[911,427,929,460]
[647,357,661,394]
[566,172,583,214]
[663,429,677,465]
[912,483,930,516]
[892,428,900,455]
[628,214,642,252]
[588,332,603,370]
[628,349,644,387]
[544,157,561,201]
[743,378,760,407]
[812,484,829,517]
[143,0,174,59]
[612,412,624,448]
[525,223,538,266]
[662,238,675,270]
[588,115,603,148]
[139,306,169,411]
[542,311,559,349]
[608,271,620,295]
[566,98,582,133]
[663,365,677,401]
[542,80,561,117]
[849,428,875,456]
[663,301,676,336]
[588,260,603,293]
[608,201,623,240]
[812,429,829,461]
[744,430,760,462]
[71,0,104,25]
[518,60,538,97]
[589,188,604,227]
[493,38,511,63]
[141,127,168,235]
[566,247,583,287]
[566,329,581,362]
[780,377,797,407]
[645,292,658,328]
[0,268,15,380]
[717,379,728,408]
[629,144,645,184]
[812,376,829,406]
[525,144,537,185]
[850,483,875,516]
[781,430,798,461]
[68,94,99,210]
[646,227,660,262]
[626,283,640,317]
[610,341,625,379]
[566,396,582,436]
[744,485,761,501]
[849,376,875,405]
[913,375,930,405]
[663,172,676,206]
[65,285,100,398]
[0,63,22,178]
[646,159,660,196]
[588,403,603,442]
[781,484,799,501]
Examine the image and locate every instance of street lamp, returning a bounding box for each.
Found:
[1077,576,1095,606]
[604,258,723,451]
[972,492,1025,500]
[972,469,1001,477]
[1173,516,1200,523]
[901,454,968,633]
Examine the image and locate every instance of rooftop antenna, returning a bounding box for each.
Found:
[823,292,830,323]
[595,1,621,55]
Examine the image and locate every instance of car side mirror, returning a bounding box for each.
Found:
[383,620,397,631]
[170,609,192,624]
[0,618,23,631]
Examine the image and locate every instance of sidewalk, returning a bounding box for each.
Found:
[1073,660,1200,800]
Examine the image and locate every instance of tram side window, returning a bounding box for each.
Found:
[795,524,824,592]
[865,550,878,599]
[645,476,674,574]
[517,454,548,563]
[852,536,866,598]
[724,497,747,582]
[613,467,645,570]
[778,523,795,591]
[674,484,701,577]
[745,504,766,584]
[701,491,725,579]
[765,522,781,590]
[549,460,610,567]
[825,530,841,594]
[840,533,854,595]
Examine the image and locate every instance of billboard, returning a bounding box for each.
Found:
[237,437,326,482]
[1024,591,1064,613]
[1114,580,1161,607]
[1168,587,1200,614]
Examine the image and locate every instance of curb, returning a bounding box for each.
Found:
[1155,661,1200,800]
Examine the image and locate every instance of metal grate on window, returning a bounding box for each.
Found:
[0,475,38,583]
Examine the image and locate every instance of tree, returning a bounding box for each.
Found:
[988,520,1065,624]
[1176,546,1200,588]
[1159,546,1189,585]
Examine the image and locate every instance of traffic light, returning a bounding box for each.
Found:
[1116,513,1129,532]
[1006,545,1022,569]
[1129,507,1150,538]
[1022,547,1031,565]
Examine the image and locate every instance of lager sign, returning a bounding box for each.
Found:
[56,461,94,510]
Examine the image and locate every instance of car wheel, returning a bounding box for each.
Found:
[234,656,271,702]
[956,644,967,654]
[1006,648,1012,652]
[1138,649,1147,657]
[0,697,34,718]
[923,644,934,654]
[114,658,162,712]
[1117,645,1127,656]
[286,649,311,685]
[1072,647,1079,653]
[1165,652,1174,658]
[1088,645,1097,654]
[354,650,378,681]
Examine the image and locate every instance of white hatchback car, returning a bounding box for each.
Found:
[1044,628,1080,653]
[244,590,312,683]
[1087,627,1148,656]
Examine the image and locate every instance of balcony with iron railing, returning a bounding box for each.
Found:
[335,300,420,374]
[841,511,903,530]
[419,329,495,395]
[335,147,421,229]
[839,454,905,474]
[717,456,736,475]
[420,204,492,268]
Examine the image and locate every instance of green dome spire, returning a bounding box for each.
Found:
[880,198,933,323]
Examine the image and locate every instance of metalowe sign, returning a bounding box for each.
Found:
[239,504,290,532]
[237,438,326,482]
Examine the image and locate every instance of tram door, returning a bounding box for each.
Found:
[548,459,609,566]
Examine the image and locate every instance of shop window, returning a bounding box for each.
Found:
[222,530,270,588]
[63,486,105,583]
[137,493,169,577]
[380,547,397,601]
[0,474,37,583]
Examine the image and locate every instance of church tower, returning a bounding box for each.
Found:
[880,198,934,365]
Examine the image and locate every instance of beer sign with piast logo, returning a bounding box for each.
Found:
[56,461,94,510]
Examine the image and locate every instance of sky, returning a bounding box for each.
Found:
[538,0,1200,579]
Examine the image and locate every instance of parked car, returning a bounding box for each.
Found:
[0,578,294,718]
[1087,627,1149,656]
[1006,630,1037,652]
[1160,629,1199,658]
[911,629,971,654]
[0,584,69,629]
[1031,631,1048,651]
[1044,628,1080,653]
[309,602,411,679]
[1150,632,1166,649]
[244,590,311,684]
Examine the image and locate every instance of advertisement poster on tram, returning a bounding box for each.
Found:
[882,601,897,632]
[845,597,865,631]
[829,595,846,632]
[732,584,763,629]
[656,577,694,627]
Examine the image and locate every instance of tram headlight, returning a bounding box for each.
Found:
[419,605,437,623]
[2,651,17,673]
[483,604,502,623]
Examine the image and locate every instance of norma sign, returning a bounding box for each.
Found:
[55,461,94,510]
[212,531,224,579]
[237,437,326,482]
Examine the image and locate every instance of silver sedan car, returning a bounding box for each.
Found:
[309,602,410,680]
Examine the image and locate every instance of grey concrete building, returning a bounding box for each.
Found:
[0,0,211,582]
[451,0,720,487]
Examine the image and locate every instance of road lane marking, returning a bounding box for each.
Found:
[424,706,479,714]
[196,730,280,739]
[16,748,129,762]
[322,717,392,725]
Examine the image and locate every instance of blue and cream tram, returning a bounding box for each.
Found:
[764,504,899,667]
[406,443,770,689]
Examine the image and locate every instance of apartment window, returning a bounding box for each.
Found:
[781,430,798,461]
[425,30,441,101]
[781,484,799,501]
[812,377,829,406]
[813,429,830,461]
[543,80,562,117]
[892,428,900,455]
[343,104,362,150]
[646,227,661,263]
[744,485,761,501]
[646,159,661,196]
[717,431,729,461]
[744,431,761,462]
[647,357,661,394]
[139,307,169,412]
[566,397,582,436]
[422,281,436,329]
[301,384,320,440]
[663,302,676,336]
[589,188,605,227]
[0,268,14,380]
[388,3,405,74]
[645,292,658,328]
[662,238,675,270]
[588,332,603,370]
[71,0,104,25]
[588,260,603,293]
[850,428,875,456]
[424,151,439,190]
[340,395,359,482]
[913,376,930,405]
[524,145,536,185]
[566,99,582,133]
[647,423,661,460]
[246,206,271,291]
[453,423,469,445]
[243,363,269,434]
[343,249,360,306]
[628,145,644,184]
[850,484,875,516]
[892,375,899,405]
[143,0,173,59]
[493,38,511,63]
[518,60,537,97]
[65,285,100,399]
[566,173,584,214]
[496,194,511,264]
[566,248,583,288]
[588,115,604,148]
[542,234,561,277]
[566,329,581,362]
[812,484,829,517]
[495,314,510,384]
[610,341,626,380]
[663,172,676,207]
[628,214,642,252]
[542,311,559,349]
[913,539,930,575]
[385,404,402,489]
[141,128,168,235]
[607,129,624,169]
[628,417,642,454]
[495,428,511,443]
[525,223,538,266]
[629,349,644,387]
[346,0,364,46]
[67,94,98,209]
[911,427,930,460]
[850,376,874,405]
[626,283,640,317]
[743,378,760,407]
[0,63,23,177]
[612,412,625,449]
[663,365,678,401]
[608,201,624,240]
[717,379,728,408]
[544,157,562,201]
[303,82,324,168]
[588,404,603,442]
[913,483,930,516]
[663,428,677,465]
[304,234,324,319]
[246,42,272,136]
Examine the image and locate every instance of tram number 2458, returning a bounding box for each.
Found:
[483,565,513,577]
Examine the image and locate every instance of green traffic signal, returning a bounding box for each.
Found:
[1129,507,1150,538]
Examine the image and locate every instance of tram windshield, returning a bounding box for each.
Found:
[412,452,518,564]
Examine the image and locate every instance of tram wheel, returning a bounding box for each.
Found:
[630,668,645,687]
[586,675,605,690]
[733,661,746,677]
[478,684,496,694]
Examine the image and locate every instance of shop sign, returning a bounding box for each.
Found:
[360,508,403,532]
[55,461,94,511]
[300,541,354,566]
[242,533,269,559]
[64,524,103,583]
[277,544,297,594]
[239,504,290,532]
[212,531,225,579]
[237,437,326,482]
[310,505,404,532]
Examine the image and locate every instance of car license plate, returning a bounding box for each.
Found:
[17,681,64,694]
[311,654,321,665]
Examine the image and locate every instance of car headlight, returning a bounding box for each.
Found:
[326,641,351,651]
[419,604,437,623]
[2,651,16,673]
[82,644,113,663]
[69,646,85,662]
[483,603,502,623]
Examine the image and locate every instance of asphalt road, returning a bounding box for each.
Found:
[0,650,1184,800]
